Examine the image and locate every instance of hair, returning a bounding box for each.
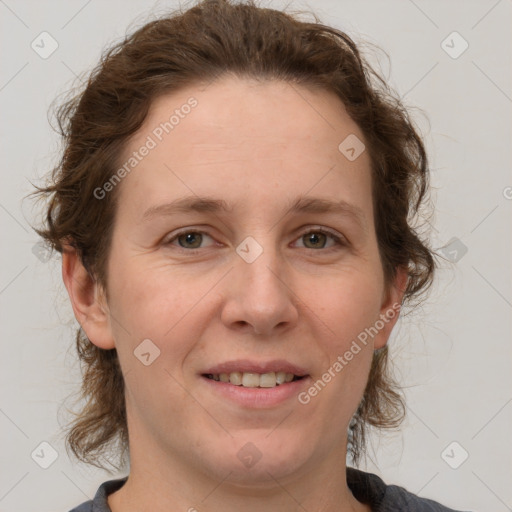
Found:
[30,0,435,471]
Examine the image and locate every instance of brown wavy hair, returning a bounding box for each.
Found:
[29,0,435,471]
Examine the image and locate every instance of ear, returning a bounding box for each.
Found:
[373,266,408,350]
[61,244,115,350]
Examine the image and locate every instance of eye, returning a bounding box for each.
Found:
[164,230,215,251]
[163,227,346,253]
[293,228,346,250]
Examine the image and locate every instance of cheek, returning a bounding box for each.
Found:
[107,260,208,367]
[110,253,197,325]
[307,281,379,420]
[305,271,382,403]
[312,271,384,349]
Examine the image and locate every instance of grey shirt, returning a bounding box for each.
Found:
[68,467,470,511]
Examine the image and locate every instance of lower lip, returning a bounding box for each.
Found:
[200,375,311,408]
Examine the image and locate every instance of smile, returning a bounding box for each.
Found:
[203,371,304,388]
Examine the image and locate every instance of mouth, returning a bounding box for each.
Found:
[199,360,310,407]
[202,371,306,388]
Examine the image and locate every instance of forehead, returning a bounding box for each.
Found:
[142,76,363,148]
[115,76,372,220]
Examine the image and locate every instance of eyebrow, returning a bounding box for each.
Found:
[142,195,368,232]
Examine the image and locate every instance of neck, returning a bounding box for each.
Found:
[108,436,370,512]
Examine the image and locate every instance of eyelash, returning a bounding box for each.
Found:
[163,227,347,254]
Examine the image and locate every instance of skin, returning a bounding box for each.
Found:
[63,76,407,512]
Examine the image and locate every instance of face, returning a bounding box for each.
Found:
[75,76,405,485]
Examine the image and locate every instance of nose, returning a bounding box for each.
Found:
[220,243,299,337]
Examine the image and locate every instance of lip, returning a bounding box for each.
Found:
[200,359,311,408]
[201,359,309,377]
[200,374,311,408]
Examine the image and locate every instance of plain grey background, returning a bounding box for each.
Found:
[1,0,511,511]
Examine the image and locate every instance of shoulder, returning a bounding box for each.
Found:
[346,467,472,512]
[69,471,472,512]
[68,502,92,512]
[68,477,128,512]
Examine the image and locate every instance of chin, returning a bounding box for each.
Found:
[201,434,315,486]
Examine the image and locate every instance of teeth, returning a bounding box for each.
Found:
[242,372,260,387]
[208,371,299,387]
[275,371,287,385]
[259,372,277,388]
[229,372,242,386]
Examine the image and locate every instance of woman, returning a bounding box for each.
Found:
[32,0,468,510]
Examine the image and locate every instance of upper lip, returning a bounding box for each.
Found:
[202,359,309,377]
